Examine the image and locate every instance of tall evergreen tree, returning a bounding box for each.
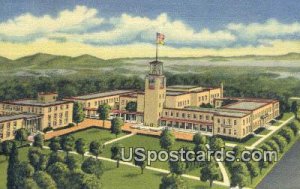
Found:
[7,142,19,189]
[111,117,124,137]
[73,102,85,125]
[97,103,111,127]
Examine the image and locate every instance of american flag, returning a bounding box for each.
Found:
[156,32,165,45]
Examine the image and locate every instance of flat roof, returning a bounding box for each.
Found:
[6,99,70,107]
[167,85,198,89]
[72,90,134,100]
[3,99,71,107]
[0,113,41,123]
[223,101,269,111]
[166,91,187,96]
[184,107,250,117]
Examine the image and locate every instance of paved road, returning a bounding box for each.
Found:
[257,139,300,189]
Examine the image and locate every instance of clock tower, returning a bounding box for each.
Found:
[144,60,166,127]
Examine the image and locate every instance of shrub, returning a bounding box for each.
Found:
[43,127,53,133]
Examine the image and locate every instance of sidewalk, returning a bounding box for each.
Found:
[247,115,295,150]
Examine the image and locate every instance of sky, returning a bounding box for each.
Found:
[0,0,299,59]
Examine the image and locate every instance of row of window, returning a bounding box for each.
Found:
[48,104,70,112]
[177,99,190,107]
[47,111,69,121]
[217,127,237,135]
[87,97,119,108]
[48,118,69,127]
[164,111,214,121]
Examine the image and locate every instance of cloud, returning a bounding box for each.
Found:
[48,13,236,48]
[0,5,299,51]
[227,19,300,42]
[0,6,103,39]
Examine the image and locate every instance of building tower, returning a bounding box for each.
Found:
[143,60,166,127]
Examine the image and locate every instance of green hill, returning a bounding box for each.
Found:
[0,56,12,64]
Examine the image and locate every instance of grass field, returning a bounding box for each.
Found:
[258,129,272,135]
[0,145,227,189]
[223,135,261,146]
[65,127,126,144]
[101,135,195,170]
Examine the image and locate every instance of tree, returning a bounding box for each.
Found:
[253,149,269,173]
[7,142,19,189]
[46,162,70,188]
[209,137,225,151]
[68,170,102,189]
[23,178,39,189]
[125,101,137,112]
[230,162,249,188]
[47,152,64,168]
[48,137,61,152]
[246,161,259,184]
[288,122,299,136]
[33,171,56,189]
[75,138,86,160]
[33,134,44,149]
[1,140,13,160]
[200,103,213,108]
[278,127,294,143]
[89,141,103,159]
[231,173,248,188]
[28,148,47,171]
[111,117,123,137]
[81,173,102,189]
[272,135,288,153]
[169,160,186,176]
[233,145,246,159]
[14,162,35,187]
[266,140,280,153]
[60,135,75,156]
[160,129,175,151]
[97,103,111,127]
[73,102,85,125]
[200,161,221,188]
[159,174,188,189]
[134,149,147,174]
[65,155,78,171]
[194,144,208,167]
[15,128,28,145]
[111,143,123,168]
[193,133,206,146]
[81,157,104,179]
[290,101,298,119]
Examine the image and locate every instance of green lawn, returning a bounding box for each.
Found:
[280,112,294,121]
[258,129,272,135]
[101,135,195,170]
[224,135,261,147]
[0,145,227,189]
[49,128,127,145]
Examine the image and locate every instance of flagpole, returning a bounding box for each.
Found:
[156,40,158,62]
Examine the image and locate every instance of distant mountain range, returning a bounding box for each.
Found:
[0,52,299,67]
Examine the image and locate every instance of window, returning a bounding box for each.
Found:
[217,119,220,123]
[182,113,185,118]
[193,114,197,119]
[234,120,237,125]
[165,112,168,116]
[217,127,220,133]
